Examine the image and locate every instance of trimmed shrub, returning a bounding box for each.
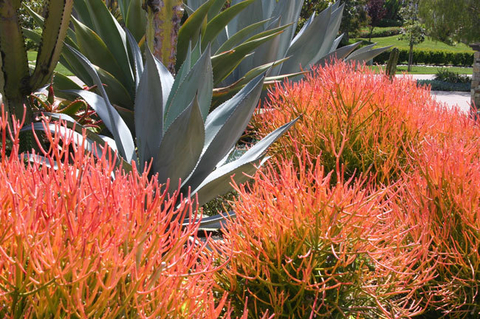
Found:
[374,48,474,66]
[417,79,471,92]
[0,113,224,318]
[358,26,402,38]
[377,18,403,27]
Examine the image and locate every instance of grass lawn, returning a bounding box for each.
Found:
[28,51,73,76]
[361,35,474,52]
[369,64,473,75]
[395,65,473,74]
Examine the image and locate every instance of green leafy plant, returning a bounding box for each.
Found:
[22,0,390,110]
[434,68,471,84]
[417,79,471,92]
[22,0,297,229]
[373,48,473,66]
[31,43,296,232]
[183,0,390,96]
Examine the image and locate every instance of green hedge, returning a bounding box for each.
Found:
[417,80,471,92]
[358,27,402,38]
[373,48,474,66]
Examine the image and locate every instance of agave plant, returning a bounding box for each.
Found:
[0,0,73,123]
[183,0,390,100]
[30,40,295,228]
[23,0,389,110]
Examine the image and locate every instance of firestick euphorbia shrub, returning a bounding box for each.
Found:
[212,153,426,318]
[252,61,465,185]
[0,112,225,318]
[390,137,480,318]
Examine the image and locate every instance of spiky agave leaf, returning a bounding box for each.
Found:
[29,0,74,90]
[0,0,31,120]
[60,46,296,222]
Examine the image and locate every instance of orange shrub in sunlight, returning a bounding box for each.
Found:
[389,137,480,318]
[212,153,429,318]
[252,60,471,185]
[0,111,225,318]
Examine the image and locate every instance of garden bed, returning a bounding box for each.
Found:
[2,61,480,318]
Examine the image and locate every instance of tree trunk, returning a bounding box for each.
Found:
[408,34,414,72]
[144,0,183,75]
[368,26,374,43]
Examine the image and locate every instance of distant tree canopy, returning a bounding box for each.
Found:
[418,0,480,44]
[339,0,368,44]
[366,0,387,41]
[384,0,402,21]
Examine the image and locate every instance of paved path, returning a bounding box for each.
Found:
[396,74,472,114]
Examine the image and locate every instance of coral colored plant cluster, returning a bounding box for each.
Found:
[0,113,227,318]
[214,61,480,318]
[3,60,480,318]
[213,154,432,318]
[390,137,480,317]
[252,60,467,185]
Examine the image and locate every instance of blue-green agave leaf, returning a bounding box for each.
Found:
[346,44,393,62]
[134,48,173,170]
[72,0,95,30]
[116,0,128,22]
[280,4,344,75]
[193,159,265,207]
[228,0,266,35]
[214,18,270,55]
[202,0,255,51]
[154,96,205,193]
[329,34,344,54]
[192,118,298,205]
[176,0,215,69]
[125,28,144,90]
[291,11,315,44]
[94,66,134,108]
[65,45,136,163]
[125,0,146,43]
[236,0,300,79]
[174,42,193,89]
[307,4,344,66]
[317,41,362,66]
[165,45,212,128]
[83,0,134,88]
[213,27,287,85]
[185,73,264,192]
[71,18,125,82]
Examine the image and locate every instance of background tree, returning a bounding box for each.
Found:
[339,0,369,45]
[383,0,402,21]
[418,0,480,44]
[366,0,387,42]
[399,0,425,71]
